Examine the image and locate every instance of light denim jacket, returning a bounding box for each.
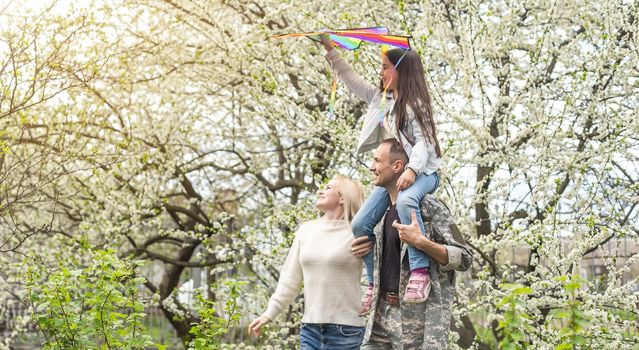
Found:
[325,49,441,175]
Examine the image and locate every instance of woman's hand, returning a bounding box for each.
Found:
[392,209,424,247]
[248,316,271,337]
[396,168,416,191]
[351,236,373,258]
[320,34,334,52]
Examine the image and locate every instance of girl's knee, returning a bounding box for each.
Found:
[351,213,367,237]
[396,193,419,212]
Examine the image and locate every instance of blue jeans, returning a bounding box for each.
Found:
[352,172,439,284]
[299,323,365,350]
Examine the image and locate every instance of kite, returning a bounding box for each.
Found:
[270,26,412,120]
[269,26,411,51]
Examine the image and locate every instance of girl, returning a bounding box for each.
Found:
[248,175,366,350]
[320,36,442,314]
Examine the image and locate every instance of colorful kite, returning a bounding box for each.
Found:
[269,26,411,51]
[270,26,411,120]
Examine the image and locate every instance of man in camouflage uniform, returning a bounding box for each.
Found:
[352,140,473,349]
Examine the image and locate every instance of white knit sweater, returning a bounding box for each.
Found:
[262,219,364,327]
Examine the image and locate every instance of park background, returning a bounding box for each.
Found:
[1,0,638,349]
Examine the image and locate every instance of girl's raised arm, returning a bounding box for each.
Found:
[321,35,377,104]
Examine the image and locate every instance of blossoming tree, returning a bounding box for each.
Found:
[1,0,637,348]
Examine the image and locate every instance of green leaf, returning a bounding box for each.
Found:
[550,310,571,319]
[559,327,575,337]
[510,331,526,342]
[573,334,587,345]
[555,343,573,350]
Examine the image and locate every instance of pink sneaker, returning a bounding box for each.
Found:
[403,273,431,303]
[358,285,374,316]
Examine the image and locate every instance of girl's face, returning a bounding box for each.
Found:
[380,55,398,91]
[315,180,343,213]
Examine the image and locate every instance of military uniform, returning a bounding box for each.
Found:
[361,195,473,349]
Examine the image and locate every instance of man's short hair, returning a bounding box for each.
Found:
[381,139,408,164]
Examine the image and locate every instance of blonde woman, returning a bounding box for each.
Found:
[248,175,366,349]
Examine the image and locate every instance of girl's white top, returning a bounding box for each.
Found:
[262,219,364,327]
[325,49,441,175]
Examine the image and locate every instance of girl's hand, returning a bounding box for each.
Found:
[248,316,271,337]
[320,34,333,52]
[396,168,416,191]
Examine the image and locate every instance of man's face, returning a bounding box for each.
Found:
[369,143,401,187]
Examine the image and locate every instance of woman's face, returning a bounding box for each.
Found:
[315,180,342,213]
[380,55,398,91]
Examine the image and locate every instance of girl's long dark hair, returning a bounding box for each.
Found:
[381,49,442,157]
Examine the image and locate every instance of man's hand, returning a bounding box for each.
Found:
[392,209,424,246]
[351,236,373,258]
[393,209,449,265]
[396,168,416,191]
[320,34,334,52]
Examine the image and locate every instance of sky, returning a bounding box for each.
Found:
[0,0,79,22]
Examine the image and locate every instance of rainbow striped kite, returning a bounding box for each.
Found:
[270,26,411,50]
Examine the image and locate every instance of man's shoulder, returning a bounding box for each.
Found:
[418,194,467,245]
[418,194,452,218]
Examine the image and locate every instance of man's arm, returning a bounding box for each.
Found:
[351,236,373,258]
[392,210,449,266]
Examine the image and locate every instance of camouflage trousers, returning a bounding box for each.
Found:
[360,298,402,350]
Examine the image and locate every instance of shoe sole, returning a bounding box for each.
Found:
[402,283,431,304]
[358,310,371,316]
[402,297,427,303]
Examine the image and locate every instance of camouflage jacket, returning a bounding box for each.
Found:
[363,194,473,349]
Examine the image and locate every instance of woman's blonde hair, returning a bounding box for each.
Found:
[331,174,365,223]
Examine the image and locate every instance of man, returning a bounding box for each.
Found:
[352,139,473,349]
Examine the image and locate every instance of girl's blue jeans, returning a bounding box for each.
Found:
[352,172,439,284]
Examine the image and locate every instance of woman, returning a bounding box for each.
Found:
[248,175,366,349]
